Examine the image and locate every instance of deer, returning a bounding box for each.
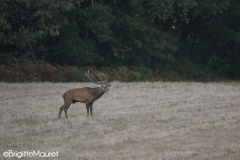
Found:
[58,70,111,119]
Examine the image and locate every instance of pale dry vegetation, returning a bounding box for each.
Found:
[0,82,240,159]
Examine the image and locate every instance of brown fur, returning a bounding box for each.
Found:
[59,71,111,119]
[59,84,111,119]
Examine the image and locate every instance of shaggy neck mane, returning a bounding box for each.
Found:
[90,87,105,102]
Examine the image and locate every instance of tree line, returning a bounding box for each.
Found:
[1,0,240,81]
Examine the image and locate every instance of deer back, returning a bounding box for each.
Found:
[63,87,92,103]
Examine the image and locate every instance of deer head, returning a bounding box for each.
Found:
[85,70,111,92]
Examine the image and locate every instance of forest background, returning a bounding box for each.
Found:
[1,0,240,82]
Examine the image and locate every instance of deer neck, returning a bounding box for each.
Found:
[90,87,106,102]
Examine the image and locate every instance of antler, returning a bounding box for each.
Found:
[85,70,107,84]
[96,72,107,82]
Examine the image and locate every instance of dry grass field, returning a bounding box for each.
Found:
[0,82,240,159]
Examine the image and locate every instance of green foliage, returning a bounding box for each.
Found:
[1,0,240,81]
[60,68,89,82]
[49,21,98,65]
[114,66,161,82]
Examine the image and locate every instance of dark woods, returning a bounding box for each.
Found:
[1,0,240,81]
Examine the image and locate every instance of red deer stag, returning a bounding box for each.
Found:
[59,70,111,119]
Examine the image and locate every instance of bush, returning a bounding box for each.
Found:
[60,68,90,82]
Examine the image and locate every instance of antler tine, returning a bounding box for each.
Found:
[85,70,101,84]
[101,73,108,82]
[102,73,107,82]
[92,73,102,83]
[85,70,93,82]
[96,72,104,82]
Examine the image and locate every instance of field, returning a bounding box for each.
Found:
[0,82,240,159]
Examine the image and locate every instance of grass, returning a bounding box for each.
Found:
[0,82,240,159]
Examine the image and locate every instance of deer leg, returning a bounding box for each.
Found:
[89,103,93,117]
[64,103,71,119]
[59,102,66,119]
[86,103,90,118]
